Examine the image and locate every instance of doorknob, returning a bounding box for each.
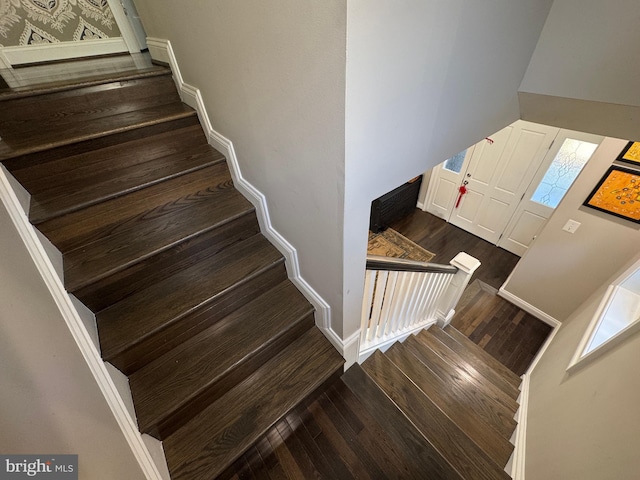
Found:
[466,173,471,177]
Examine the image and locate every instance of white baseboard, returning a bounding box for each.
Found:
[1,38,129,66]
[510,373,530,480]
[0,166,167,480]
[507,297,561,480]
[498,287,561,328]
[148,38,333,334]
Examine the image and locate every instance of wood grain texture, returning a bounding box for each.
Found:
[0,101,196,161]
[385,342,514,466]
[445,324,522,387]
[130,281,315,439]
[402,335,517,438]
[343,365,463,480]
[1,59,351,480]
[73,213,261,313]
[97,233,284,367]
[163,328,344,480]
[429,327,521,400]
[450,280,553,376]
[1,115,200,172]
[416,330,519,414]
[23,127,224,223]
[361,351,511,480]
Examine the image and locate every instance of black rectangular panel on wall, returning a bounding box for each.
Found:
[369,176,422,232]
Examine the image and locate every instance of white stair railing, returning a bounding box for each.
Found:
[359,252,480,361]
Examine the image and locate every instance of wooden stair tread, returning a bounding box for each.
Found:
[1,115,201,172]
[97,233,283,364]
[72,214,261,313]
[130,280,314,438]
[0,101,196,161]
[17,126,224,223]
[386,342,514,466]
[0,65,169,101]
[416,331,519,413]
[342,365,463,480]
[403,335,518,435]
[361,351,511,480]
[163,327,344,480]
[39,164,252,292]
[428,328,521,400]
[444,324,522,388]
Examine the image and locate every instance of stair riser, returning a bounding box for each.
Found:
[139,312,316,440]
[18,125,210,195]
[417,332,519,415]
[1,115,200,172]
[0,75,180,139]
[0,66,169,102]
[362,352,510,480]
[385,344,514,466]
[40,163,237,254]
[403,337,517,439]
[104,261,288,375]
[73,213,260,311]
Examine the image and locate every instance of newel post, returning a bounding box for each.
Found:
[436,252,481,326]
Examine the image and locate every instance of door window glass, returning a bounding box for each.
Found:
[443,150,467,173]
[531,139,599,208]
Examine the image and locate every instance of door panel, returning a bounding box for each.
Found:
[448,120,559,244]
[423,149,473,219]
[499,129,603,255]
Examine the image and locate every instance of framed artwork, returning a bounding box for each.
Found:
[583,166,640,223]
[615,141,640,167]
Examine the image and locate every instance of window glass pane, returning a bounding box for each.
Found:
[531,139,598,208]
[443,150,467,173]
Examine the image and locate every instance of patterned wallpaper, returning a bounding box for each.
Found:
[0,0,121,47]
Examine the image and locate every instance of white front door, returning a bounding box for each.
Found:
[498,130,603,255]
[447,120,559,244]
[422,120,603,256]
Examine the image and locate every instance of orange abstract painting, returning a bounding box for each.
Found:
[584,166,640,223]
[616,141,640,166]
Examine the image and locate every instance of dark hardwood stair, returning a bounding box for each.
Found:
[219,320,524,479]
[338,324,520,480]
[0,56,343,479]
[129,280,315,439]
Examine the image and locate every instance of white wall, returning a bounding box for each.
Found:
[133,0,348,332]
[519,0,640,139]
[526,254,640,479]
[502,138,640,321]
[0,205,145,480]
[342,0,554,339]
[133,0,552,342]
[520,0,640,107]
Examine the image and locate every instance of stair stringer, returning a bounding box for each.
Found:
[0,165,170,480]
[147,37,360,367]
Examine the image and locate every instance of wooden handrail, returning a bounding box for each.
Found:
[366,255,458,274]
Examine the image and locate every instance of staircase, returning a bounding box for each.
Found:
[219,323,522,479]
[0,56,343,479]
[343,324,521,479]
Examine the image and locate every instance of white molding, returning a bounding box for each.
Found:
[106,0,142,53]
[0,50,10,69]
[509,309,561,480]
[357,320,437,364]
[0,169,167,480]
[148,38,333,334]
[2,38,129,66]
[498,287,561,327]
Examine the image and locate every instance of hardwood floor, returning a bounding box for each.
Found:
[391,208,553,376]
[391,209,519,290]
[450,280,553,376]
